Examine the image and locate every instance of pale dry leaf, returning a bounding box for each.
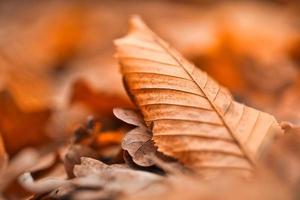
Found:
[64,144,99,178]
[0,148,40,192]
[122,127,156,167]
[46,183,76,199]
[114,108,157,167]
[114,16,283,176]
[113,108,145,127]
[73,157,163,196]
[42,176,104,199]
[21,175,104,198]
[28,152,57,173]
[74,157,161,181]
[71,190,114,200]
[18,172,66,194]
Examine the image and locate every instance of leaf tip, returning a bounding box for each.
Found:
[129,15,147,31]
[113,15,149,49]
[112,107,122,118]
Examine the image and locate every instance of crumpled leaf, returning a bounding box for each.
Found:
[19,172,106,197]
[64,144,99,178]
[122,127,155,167]
[114,108,157,167]
[18,172,66,194]
[114,16,283,176]
[73,157,162,195]
[28,152,57,175]
[0,148,40,192]
[47,176,105,199]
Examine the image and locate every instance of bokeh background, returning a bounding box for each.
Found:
[0,0,299,158]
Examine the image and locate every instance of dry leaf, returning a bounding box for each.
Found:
[2,66,54,112]
[114,108,157,167]
[114,16,283,176]
[74,157,162,195]
[113,108,145,127]
[70,79,132,118]
[0,91,51,155]
[50,176,106,200]
[275,78,300,124]
[0,1,299,199]
[123,173,291,200]
[64,145,99,178]
[18,172,66,194]
[0,148,40,192]
[280,122,300,135]
[262,127,300,198]
[0,1,84,72]
[122,127,155,167]
[27,152,57,174]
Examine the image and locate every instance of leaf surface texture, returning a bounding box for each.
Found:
[115,16,283,174]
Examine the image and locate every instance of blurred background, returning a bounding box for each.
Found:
[0,0,299,158]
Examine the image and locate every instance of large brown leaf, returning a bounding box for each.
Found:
[114,16,283,175]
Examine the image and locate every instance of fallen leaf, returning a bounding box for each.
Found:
[57,176,105,198]
[2,66,54,113]
[0,1,84,72]
[113,108,145,127]
[114,108,157,167]
[70,79,132,118]
[218,2,299,94]
[74,157,162,195]
[0,91,51,155]
[0,148,40,192]
[27,152,57,174]
[64,145,99,178]
[262,127,300,197]
[122,127,156,167]
[18,172,66,194]
[114,16,283,176]
[122,172,291,200]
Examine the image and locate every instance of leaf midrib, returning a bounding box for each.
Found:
[141,27,256,167]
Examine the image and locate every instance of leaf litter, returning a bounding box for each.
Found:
[0,1,300,199]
